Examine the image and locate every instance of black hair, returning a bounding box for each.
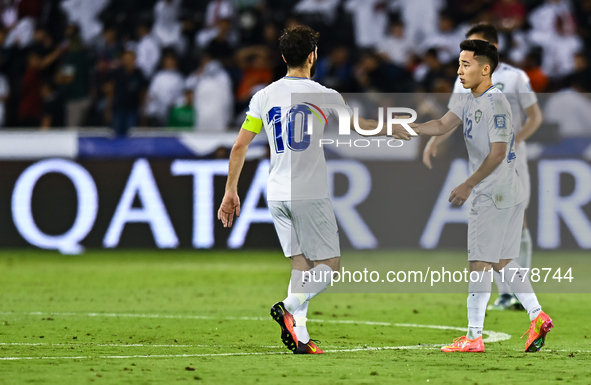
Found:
[279,25,319,68]
[459,39,499,75]
[465,23,498,45]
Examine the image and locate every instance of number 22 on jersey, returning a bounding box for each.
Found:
[464,118,473,139]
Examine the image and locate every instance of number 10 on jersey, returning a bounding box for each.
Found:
[268,105,313,153]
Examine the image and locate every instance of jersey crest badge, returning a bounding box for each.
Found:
[494,114,506,129]
[475,110,482,123]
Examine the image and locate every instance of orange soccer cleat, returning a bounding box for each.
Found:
[522,311,553,352]
[294,339,323,354]
[270,302,298,352]
[441,336,485,353]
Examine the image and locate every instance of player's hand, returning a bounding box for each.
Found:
[449,182,472,206]
[218,191,240,228]
[388,124,412,141]
[423,138,438,170]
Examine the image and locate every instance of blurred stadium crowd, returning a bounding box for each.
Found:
[0,0,589,136]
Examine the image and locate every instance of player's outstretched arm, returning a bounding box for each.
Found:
[449,141,507,206]
[412,111,462,137]
[515,102,543,146]
[218,128,257,228]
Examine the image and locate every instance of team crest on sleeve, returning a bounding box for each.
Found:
[494,114,506,129]
[475,110,482,123]
[494,83,504,91]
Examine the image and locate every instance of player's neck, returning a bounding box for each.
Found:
[471,79,494,97]
[286,67,311,79]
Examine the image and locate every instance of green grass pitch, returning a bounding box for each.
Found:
[0,250,590,384]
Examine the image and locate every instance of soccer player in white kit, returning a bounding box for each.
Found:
[218,26,411,354]
[423,24,543,311]
[412,39,553,353]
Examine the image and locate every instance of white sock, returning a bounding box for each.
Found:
[502,261,542,321]
[467,270,492,339]
[514,228,532,270]
[283,265,333,313]
[493,270,512,295]
[294,303,310,343]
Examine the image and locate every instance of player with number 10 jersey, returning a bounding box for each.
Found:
[217,25,409,354]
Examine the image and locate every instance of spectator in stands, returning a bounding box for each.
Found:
[105,50,147,136]
[234,45,273,114]
[500,27,530,66]
[185,50,232,132]
[196,16,238,63]
[261,21,284,81]
[378,19,413,69]
[95,25,123,75]
[491,0,526,31]
[4,15,35,49]
[145,52,184,126]
[205,0,234,29]
[354,50,414,93]
[135,22,161,79]
[545,75,591,137]
[528,0,575,37]
[18,52,43,126]
[31,27,63,80]
[415,48,451,92]
[391,0,444,46]
[55,32,91,127]
[418,12,464,64]
[60,0,110,45]
[531,15,583,78]
[167,89,194,130]
[40,82,64,129]
[522,49,549,93]
[345,0,389,48]
[153,0,185,53]
[314,45,353,92]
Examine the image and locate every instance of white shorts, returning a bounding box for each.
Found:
[515,142,531,208]
[268,198,340,261]
[467,198,526,263]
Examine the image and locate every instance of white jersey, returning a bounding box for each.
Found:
[450,86,526,209]
[246,77,352,201]
[448,62,537,135]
